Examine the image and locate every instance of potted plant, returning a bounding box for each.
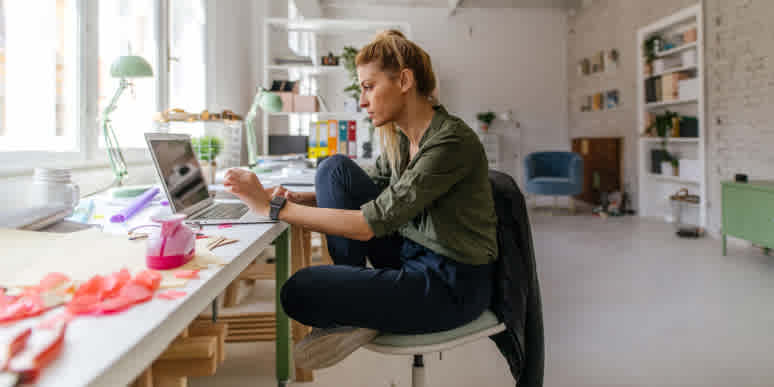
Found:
[642,34,663,75]
[342,45,376,158]
[476,111,496,132]
[192,135,222,185]
[341,46,361,108]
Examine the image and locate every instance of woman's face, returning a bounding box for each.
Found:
[357,62,405,127]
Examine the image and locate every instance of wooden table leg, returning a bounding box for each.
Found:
[130,367,153,387]
[291,225,314,382]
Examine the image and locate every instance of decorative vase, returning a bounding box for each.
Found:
[480,123,489,132]
[644,63,653,76]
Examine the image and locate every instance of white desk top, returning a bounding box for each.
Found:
[1,199,288,387]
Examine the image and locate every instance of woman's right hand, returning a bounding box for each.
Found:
[264,186,317,206]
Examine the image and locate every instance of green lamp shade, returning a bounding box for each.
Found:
[110,55,154,78]
[260,90,283,113]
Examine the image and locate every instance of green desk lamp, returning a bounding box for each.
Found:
[101,55,153,192]
[245,87,283,168]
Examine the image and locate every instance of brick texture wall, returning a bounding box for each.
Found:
[568,0,774,234]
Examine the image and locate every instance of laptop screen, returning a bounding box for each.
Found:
[148,138,210,212]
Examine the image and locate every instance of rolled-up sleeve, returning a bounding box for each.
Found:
[363,154,392,192]
[361,136,472,237]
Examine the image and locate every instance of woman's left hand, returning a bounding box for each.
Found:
[223,168,271,216]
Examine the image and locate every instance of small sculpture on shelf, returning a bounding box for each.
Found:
[321,52,340,66]
[476,111,496,132]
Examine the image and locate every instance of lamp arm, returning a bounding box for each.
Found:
[245,88,266,168]
[101,79,130,187]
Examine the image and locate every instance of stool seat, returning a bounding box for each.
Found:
[365,310,504,355]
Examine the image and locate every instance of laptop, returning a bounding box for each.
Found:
[145,133,275,225]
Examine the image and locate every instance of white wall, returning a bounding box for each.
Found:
[323,6,569,181]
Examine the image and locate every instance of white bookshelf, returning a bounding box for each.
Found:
[261,18,410,155]
[636,4,706,227]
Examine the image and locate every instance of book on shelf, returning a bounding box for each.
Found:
[347,120,357,158]
[328,120,337,155]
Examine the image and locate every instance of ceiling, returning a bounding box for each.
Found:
[319,0,581,10]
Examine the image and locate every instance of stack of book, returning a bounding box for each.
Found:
[308,120,358,159]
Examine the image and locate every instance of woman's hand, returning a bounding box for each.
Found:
[223,168,271,216]
[264,186,317,207]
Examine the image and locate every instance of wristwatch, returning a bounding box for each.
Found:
[269,195,287,220]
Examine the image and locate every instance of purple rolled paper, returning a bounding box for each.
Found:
[110,187,160,223]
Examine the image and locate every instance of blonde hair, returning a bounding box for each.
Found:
[356,29,437,175]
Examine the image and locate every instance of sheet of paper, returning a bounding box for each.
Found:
[0,228,225,289]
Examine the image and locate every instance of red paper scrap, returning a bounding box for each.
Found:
[102,269,131,300]
[8,321,67,384]
[157,290,187,300]
[218,224,232,229]
[174,270,200,279]
[95,283,153,315]
[0,295,45,324]
[196,234,209,239]
[132,270,162,291]
[1,327,31,370]
[37,312,75,330]
[38,273,70,292]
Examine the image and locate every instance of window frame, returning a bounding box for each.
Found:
[0,0,204,178]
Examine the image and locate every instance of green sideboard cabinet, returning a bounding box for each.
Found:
[721,181,774,256]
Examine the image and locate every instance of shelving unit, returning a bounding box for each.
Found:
[637,4,706,227]
[655,41,697,57]
[260,18,410,156]
[644,98,697,109]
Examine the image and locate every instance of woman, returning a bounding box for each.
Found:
[223,30,498,370]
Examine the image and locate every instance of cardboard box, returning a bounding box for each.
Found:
[678,78,699,100]
[683,28,697,43]
[277,92,294,112]
[293,95,319,113]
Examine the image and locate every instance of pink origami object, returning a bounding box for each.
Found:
[157,290,187,300]
[174,270,200,279]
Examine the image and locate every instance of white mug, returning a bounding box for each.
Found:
[30,168,80,209]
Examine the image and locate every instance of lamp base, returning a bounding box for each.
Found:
[111,185,155,198]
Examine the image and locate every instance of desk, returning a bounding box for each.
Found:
[1,202,295,387]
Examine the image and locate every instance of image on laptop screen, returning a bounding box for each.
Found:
[148,138,210,211]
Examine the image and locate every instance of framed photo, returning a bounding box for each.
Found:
[591,51,604,73]
[606,89,619,109]
[606,49,619,72]
[592,92,603,111]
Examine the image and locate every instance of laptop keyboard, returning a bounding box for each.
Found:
[195,203,249,220]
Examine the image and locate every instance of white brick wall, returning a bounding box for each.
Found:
[568,0,774,235]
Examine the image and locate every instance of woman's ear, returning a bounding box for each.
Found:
[399,68,415,94]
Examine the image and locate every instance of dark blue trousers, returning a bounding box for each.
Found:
[280,155,493,334]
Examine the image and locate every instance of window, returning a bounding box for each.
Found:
[98,0,157,149]
[169,0,206,113]
[0,0,79,152]
[0,0,208,172]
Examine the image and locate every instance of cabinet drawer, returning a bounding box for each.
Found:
[723,185,774,246]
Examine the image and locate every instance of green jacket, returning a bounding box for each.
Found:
[361,105,498,265]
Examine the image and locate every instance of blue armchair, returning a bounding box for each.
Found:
[524,151,583,213]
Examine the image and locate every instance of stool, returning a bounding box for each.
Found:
[364,310,505,387]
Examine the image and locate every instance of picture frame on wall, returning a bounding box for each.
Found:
[591,51,605,73]
[592,92,603,111]
[578,58,591,76]
[580,95,590,112]
[606,89,619,109]
[606,49,619,72]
